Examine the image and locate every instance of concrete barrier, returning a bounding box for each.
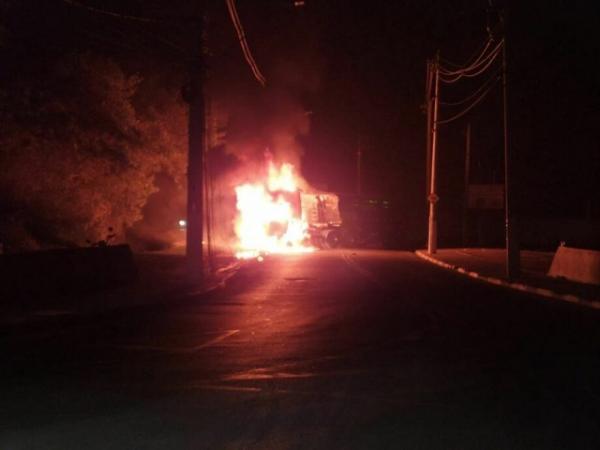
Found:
[548,246,600,286]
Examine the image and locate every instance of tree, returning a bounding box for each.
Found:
[0,52,187,251]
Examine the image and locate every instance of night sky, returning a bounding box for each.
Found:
[2,0,599,247]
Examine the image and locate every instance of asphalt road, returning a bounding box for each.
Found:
[2,250,600,449]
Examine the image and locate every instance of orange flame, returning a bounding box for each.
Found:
[234,162,313,259]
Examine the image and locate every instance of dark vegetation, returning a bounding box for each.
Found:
[0,51,187,251]
[0,0,189,252]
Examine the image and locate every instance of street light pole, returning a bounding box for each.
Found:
[427,54,440,254]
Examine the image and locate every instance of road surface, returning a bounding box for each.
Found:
[2,250,600,449]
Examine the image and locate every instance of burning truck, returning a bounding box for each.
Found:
[234,162,343,259]
[299,191,343,249]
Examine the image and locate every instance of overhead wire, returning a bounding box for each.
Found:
[61,0,193,62]
[440,69,500,106]
[439,38,493,75]
[439,38,502,77]
[225,0,266,86]
[61,0,160,23]
[439,39,503,83]
[440,15,503,71]
[436,79,498,125]
[440,37,490,69]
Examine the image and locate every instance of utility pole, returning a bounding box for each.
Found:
[463,122,471,247]
[425,60,433,199]
[427,54,440,254]
[502,26,520,279]
[203,95,214,273]
[356,136,362,196]
[186,17,205,278]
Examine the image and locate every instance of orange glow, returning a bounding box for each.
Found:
[234,162,314,259]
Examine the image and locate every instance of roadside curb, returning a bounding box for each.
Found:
[415,250,600,310]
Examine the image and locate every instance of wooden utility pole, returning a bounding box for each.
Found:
[427,54,440,254]
[502,29,520,279]
[203,96,214,272]
[186,20,205,277]
[425,60,433,199]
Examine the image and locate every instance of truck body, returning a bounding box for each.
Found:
[299,192,343,248]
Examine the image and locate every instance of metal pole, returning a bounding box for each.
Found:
[427,55,440,254]
[502,36,520,279]
[186,23,205,278]
[463,122,471,247]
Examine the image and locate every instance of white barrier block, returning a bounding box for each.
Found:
[548,246,600,286]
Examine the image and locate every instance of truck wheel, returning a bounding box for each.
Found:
[325,230,341,249]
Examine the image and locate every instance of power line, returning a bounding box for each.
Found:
[439,39,503,83]
[440,69,500,106]
[441,38,490,69]
[439,38,493,75]
[440,15,503,71]
[437,78,498,125]
[59,0,195,63]
[61,0,160,23]
[439,39,502,78]
[225,0,266,86]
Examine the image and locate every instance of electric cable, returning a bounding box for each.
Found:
[439,38,492,75]
[440,38,489,69]
[440,71,500,106]
[61,0,193,62]
[440,17,503,72]
[439,38,502,79]
[62,0,160,23]
[227,0,264,84]
[225,0,266,86]
[436,80,498,125]
[439,40,502,83]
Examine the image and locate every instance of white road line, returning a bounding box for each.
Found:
[119,329,240,354]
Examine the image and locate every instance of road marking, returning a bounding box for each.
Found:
[221,366,366,382]
[223,370,316,381]
[119,329,240,354]
[189,384,262,393]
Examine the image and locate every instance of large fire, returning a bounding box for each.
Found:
[234,162,314,259]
